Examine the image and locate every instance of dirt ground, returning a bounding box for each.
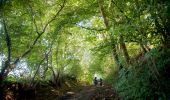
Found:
[60,85,120,100]
[1,81,120,100]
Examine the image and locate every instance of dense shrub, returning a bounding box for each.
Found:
[110,48,170,99]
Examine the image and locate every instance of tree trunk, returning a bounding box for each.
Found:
[111,38,122,69]
[119,35,130,64]
[98,0,122,69]
[0,19,11,83]
[29,57,45,87]
[49,50,58,85]
[42,53,49,80]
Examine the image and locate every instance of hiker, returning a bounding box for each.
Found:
[99,78,103,86]
[93,77,98,86]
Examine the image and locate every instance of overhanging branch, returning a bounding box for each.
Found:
[27,2,40,35]
[13,0,66,65]
[77,24,106,31]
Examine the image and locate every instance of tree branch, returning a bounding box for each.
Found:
[13,0,66,66]
[98,0,109,28]
[41,0,66,34]
[111,0,130,21]
[77,24,106,31]
[27,2,40,35]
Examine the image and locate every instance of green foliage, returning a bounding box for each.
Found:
[4,75,17,82]
[0,0,170,99]
[111,48,170,99]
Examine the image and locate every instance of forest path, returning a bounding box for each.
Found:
[60,85,120,100]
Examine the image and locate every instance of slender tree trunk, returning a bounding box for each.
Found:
[0,19,11,83]
[98,0,122,69]
[119,35,130,64]
[29,57,45,87]
[111,38,122,69]
[50,50,57,85]
[30,47,52,85]
[42,53,49,80]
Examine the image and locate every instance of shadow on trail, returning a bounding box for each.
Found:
[60,85,120,100]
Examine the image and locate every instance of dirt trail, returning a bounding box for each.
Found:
[1,81,120,100]
[61,85,120,100]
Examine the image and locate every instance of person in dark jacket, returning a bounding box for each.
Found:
[93,77,98,86]
[99,78,103,86]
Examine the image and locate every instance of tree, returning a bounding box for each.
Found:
[98,0,122,70]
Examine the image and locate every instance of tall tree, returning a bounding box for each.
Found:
[98,0,122,69]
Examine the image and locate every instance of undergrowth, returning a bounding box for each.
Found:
[108,47,170,99]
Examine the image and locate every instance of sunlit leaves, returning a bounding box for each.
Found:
[0,0,169,87]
